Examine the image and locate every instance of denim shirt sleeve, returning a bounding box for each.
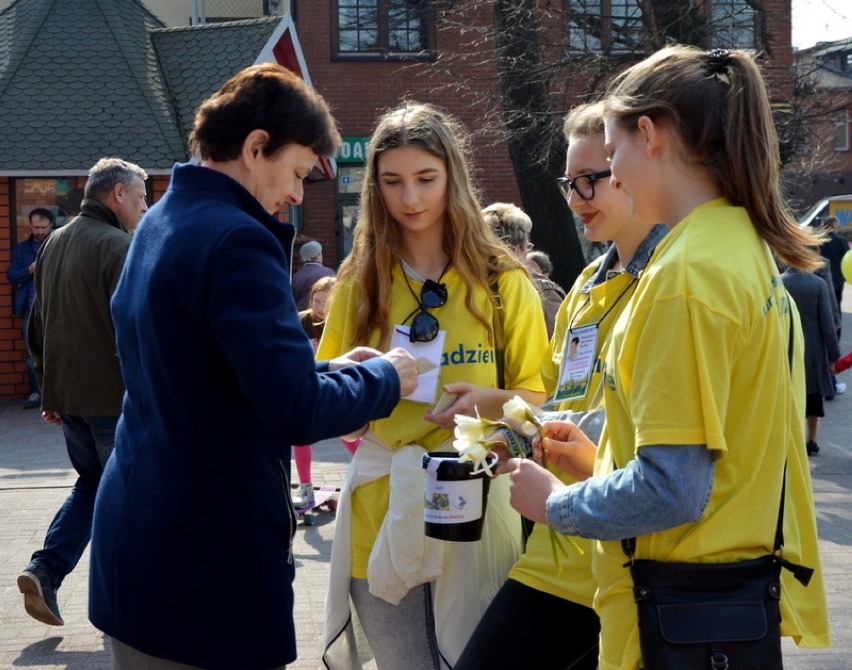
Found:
[547,444,715,541]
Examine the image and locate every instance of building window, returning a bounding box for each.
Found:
[566,0,757,54]
[709,0,756,49]
[12,177,88,241]
[835,110,850,152]
[566,0,644,54]
[333,0,436,60]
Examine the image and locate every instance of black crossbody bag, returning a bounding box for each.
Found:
[622,315,815,670]
[622,473,814,670]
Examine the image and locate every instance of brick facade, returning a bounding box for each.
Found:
[0,177,16,399]
[295,3,520,269]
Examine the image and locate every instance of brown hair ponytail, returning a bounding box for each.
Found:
[605,45,824,270]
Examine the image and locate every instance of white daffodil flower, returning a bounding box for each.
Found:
[457,441,495,476]
[502,395,542,437]
[452,408,496,476]
[502,395,530,422]
[453,413,488,443]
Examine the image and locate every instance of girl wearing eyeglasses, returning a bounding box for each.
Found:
[457,101,666,670]
[318,101,548,669]
[502,46,829,670]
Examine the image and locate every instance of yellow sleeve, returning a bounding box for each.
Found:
[498,269,548,393]
[316,279,359,362]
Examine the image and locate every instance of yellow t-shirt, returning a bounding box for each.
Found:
[592,199,829,670]
[318,264,547,577]
[509,256,641,606]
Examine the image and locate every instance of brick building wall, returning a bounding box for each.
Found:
[0,177,16,398]
[295,1,795,267]
[295,3,521,268]
[786,39,852,208]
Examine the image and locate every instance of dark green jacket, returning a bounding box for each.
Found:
[28,198,130,415]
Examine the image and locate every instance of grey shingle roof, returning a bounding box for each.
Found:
[152,17,282,145]
[0,0,280,173]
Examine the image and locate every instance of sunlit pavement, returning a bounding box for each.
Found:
[1,293,850,669]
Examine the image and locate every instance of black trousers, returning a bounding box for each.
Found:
[454,579,599,670]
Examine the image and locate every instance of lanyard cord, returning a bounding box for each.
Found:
[567,274,639,333]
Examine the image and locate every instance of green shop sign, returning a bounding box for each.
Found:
[336,137,370,164]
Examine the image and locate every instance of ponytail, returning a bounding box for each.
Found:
[722,50,824,269]
[605,45,825,270]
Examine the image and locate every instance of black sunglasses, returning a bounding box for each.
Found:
[556,169,612,201]
[402,278,448,343]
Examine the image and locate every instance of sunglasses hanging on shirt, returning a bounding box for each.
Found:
[400,260,450,343]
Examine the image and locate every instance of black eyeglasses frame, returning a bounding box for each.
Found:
[556,169,612,201]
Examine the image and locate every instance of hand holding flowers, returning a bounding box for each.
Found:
[501,395,547,467]
[451,396,584,559]
[450,396,540,476]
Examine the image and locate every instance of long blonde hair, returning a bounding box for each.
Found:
[337,101,522,346]
[604,45,824,270]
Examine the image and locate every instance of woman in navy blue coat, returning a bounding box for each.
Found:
[89,64,417,670]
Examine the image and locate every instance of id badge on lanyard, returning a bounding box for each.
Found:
[553,322,599,402]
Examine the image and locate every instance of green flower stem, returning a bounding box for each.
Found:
[549,527,584,573]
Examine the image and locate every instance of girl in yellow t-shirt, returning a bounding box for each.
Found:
[457,101,666,670]
[503,46,830,670]
[319,101,547,670]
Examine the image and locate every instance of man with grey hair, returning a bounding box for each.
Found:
[17,157,148,626]
[292,239,335,310]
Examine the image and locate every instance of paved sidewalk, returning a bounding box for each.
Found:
[1,302,850,669]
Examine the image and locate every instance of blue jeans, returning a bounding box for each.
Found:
[21,306,38,394]
[31,415,118,587]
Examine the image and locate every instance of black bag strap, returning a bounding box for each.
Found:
[621,305,813,587]
[489,278,504,390]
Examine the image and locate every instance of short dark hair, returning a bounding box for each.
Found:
[189,63,341,162]
[29,208,55,225]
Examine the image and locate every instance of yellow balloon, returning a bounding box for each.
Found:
[843,249,852,285]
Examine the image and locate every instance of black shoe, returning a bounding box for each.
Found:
[17,562,63,625]
[23,392,41,409]
[806,440,820,456]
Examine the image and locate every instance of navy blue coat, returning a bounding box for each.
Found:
[90,163,401,669]
[6,235,41,315]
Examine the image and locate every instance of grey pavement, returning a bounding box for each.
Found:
[1,295,851,670]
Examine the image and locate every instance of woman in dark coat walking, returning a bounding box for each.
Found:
[782,266,841,455]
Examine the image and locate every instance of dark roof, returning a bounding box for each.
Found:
[795,36,852,91]
[152,17,282,146]
[0,0,280,174]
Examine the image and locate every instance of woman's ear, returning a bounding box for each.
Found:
[242,129,269,164]
[636,115,663,159]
